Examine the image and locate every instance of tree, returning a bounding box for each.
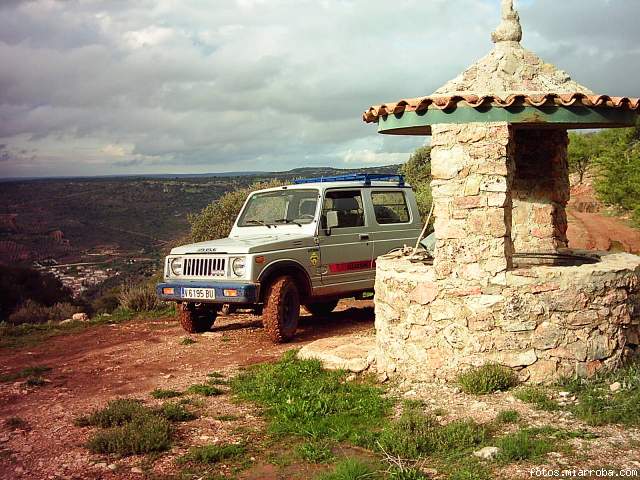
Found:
[568,132,604,184]
[400,145,433,221]
[189,179,285,242]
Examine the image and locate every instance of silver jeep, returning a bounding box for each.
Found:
[157,174,422,342]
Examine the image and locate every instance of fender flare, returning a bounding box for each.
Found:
[257,260,312,301]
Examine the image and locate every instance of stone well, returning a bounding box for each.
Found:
[364,0,640,383]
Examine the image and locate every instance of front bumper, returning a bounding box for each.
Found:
[157,281,260,304]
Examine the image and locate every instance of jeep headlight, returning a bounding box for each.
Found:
[231,257,246,277]
[169,257,183,276]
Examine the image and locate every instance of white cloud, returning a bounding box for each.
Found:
[0,0,638,177]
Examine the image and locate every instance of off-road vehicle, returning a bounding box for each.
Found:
[157,173,422,342]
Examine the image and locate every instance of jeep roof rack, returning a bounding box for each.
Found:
[293,173,405,186]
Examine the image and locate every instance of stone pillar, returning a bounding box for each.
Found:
[431,123,515,283]
[512,129,570,253]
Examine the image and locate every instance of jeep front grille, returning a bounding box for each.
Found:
[183,257,226,277]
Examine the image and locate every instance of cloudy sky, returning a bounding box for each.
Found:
[0,0,638,178]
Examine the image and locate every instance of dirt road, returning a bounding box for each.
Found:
[0,302,374,480]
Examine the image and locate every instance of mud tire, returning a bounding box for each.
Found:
[304,300,339,317]
[178,303,216,334]
[262,276,300,343]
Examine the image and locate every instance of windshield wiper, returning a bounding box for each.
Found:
[245,220,271,228]
[274,218,302,227]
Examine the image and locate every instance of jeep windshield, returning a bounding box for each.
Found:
[237,189,319,227]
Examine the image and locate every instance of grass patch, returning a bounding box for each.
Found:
[377,405,486,459]
[496,429,557,462]
[447,458,492,480]
[151,389,183,399]
[496,409,520,424]
[231,351,391,444]
[316,458,379,480]
[296,440,335,463]
[158,402,197,422]
[514,386,559,411]
[180,443,246,464]
[457,364,517,395]
[180,337,197,346]
[559,361,640,426]
[187,384,223,397]
[4,416,28,429]
[0,365,51,382]
[388,467,430,479]
[87,415,172,455]
[207,372,225,379]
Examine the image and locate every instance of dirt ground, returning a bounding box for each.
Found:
[0,301,375,480]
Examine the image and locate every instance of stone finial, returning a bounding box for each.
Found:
[491,0,522,44]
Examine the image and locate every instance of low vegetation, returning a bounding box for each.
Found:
[514,386,559,412]
[180,443,246,465]
[495,409,520,424]
[150,388,183,399]
[187,383,223,397]
[317,458,379,480]
[559,361,640,426]
[230,350,390,444]
[457,364,518,395]
[296,440,335,464]
[75,397,203,456]
[0,365,51,383]
[118,282,165,313]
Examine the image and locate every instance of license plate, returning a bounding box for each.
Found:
[182,288,216,300]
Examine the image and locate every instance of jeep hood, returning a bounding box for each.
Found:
[170,234,315,255]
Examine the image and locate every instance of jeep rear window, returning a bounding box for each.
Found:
[371,191,410,224]
[238,189,319,227]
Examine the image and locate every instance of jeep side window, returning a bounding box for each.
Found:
[321,190,365,229]
[371,191,410,224]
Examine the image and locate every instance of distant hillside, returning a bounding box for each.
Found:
[0,165,401,265]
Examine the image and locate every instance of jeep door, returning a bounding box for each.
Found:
[317,189,374,294]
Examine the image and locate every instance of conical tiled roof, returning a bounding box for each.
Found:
[363,0,639,124]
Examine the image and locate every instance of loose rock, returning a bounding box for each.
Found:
[474,446,500,460]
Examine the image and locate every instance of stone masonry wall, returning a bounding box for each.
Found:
[375,253,640,383]
[512,129,570,253]
[431,123,515,282]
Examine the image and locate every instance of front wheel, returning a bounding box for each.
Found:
[178,303,217,333]
[304,300,339,317]
[262,276,300,343]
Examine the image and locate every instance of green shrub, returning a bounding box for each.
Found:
[231,351,390,443]
[457,364,518,395]
[158,402,197,422]
[87,415,172,455]
[496,410,520,424]
[118,282,164,312]
[190,179,286,242]
[388,468,429,480]
[316,458,380,480]
[513,387,559,411]
[180,443,245,464]
[400,146,432,222]
[180,337,196,345]
[7,300,83,325]
[187,383,223,396]
[75,399,148,428]
[377,406,486,458]
[496,430,555,462]
[150,389,182,399]
[296,440,335,463]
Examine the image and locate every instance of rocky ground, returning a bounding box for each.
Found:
[0,301,375,480]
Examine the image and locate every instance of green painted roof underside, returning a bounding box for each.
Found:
[377,105,638,136]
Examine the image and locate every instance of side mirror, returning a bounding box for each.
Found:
[325,210,339,235]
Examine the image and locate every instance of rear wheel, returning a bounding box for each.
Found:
[262,276,300,343]
[178,303,217,333]
[304,300,339,317]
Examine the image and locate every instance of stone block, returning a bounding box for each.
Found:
[410,283,439,305]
